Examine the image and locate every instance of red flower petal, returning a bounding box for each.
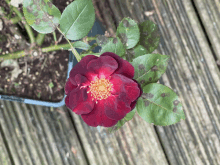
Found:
[65,94,71,108]
[81,101,118,127]
[110,74,140,103]
[70,55,98,81]
[129,79,143,111]
[68,87,94,115]
[87,55,118,78]
[70,74,90,87]
[101,52,134,78]
[130,100,137,111]
[104,95,131,121]
[65,78,77,95]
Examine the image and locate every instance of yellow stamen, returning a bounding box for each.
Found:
[88,76,113,102]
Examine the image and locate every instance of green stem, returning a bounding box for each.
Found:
[53,32,57,43]
[86,36,97,42]
[36,33,45,46]
[42,43,72,52]
[81,53,100,58]
[10,16,20,24]
[88,43,98,51]
[56,27,81,62]
[0,51,26,61]
[5,0,35,44]
[0,43,74,62]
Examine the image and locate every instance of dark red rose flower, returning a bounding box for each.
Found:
[65,52,142,127]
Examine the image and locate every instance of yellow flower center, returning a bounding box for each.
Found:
[87,76,113,103]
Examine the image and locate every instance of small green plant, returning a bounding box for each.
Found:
[37,92,41,98]
[48,82,54,88]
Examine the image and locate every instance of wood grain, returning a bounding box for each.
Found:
[0,100,88,165]
[193,0,220,63]
[70,111,168,165]
[91,0,220,164]
[0,128,12,165]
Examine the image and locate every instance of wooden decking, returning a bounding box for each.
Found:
[1,0,220,164]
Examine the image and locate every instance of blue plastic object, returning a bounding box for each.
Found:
[0,17,106,107]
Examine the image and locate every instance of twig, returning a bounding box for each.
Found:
[41,57,47,70]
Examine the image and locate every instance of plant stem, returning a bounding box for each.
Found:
[0,43,75,62]
[0,51,27,61]
[56,27,81,62]
[36,33,45,46]
[42,43,72,52]
[86,36,97,42]
[53,32,57,44]
[89,43,98,51]
[81,53,100,57]
[10,16,20,24]
[5,0,35,44]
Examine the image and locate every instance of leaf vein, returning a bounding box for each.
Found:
[65,3,89,35]
[146,99,182,116]
[136,68,151,80]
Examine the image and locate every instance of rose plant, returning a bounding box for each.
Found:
[1,0,185,133]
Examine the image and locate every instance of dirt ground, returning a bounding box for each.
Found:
[0,0,74,102]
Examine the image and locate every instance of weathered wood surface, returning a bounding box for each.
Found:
[1,0,220,165]
[193,0,220,64]
[92,0,220,165]
[0,100,88,165]
[0,127,12,165]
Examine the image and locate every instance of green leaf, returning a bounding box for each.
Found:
[61,41,91,50]
[72,41,91,50]
[23,0,61,33]
[107,108,136,133]
[136,83,185,126]
[124,106,137,121]
[116,17,140,49]
[100,37,126,57]
[96,34,109,47]
[124,44,148,62]
[49,82,54,88]
[131,54,170,87]
[13,82,19,87]
[138,20,160,53]
[59,0,95,40]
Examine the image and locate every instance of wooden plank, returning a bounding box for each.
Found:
[0,129,12,165]
[193,0,220,64]
[0,100,88,165]
[70,112,168,165]
[149,0,220,164]
[89,0,220,165]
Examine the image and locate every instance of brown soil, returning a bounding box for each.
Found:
[0,0,73,102]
